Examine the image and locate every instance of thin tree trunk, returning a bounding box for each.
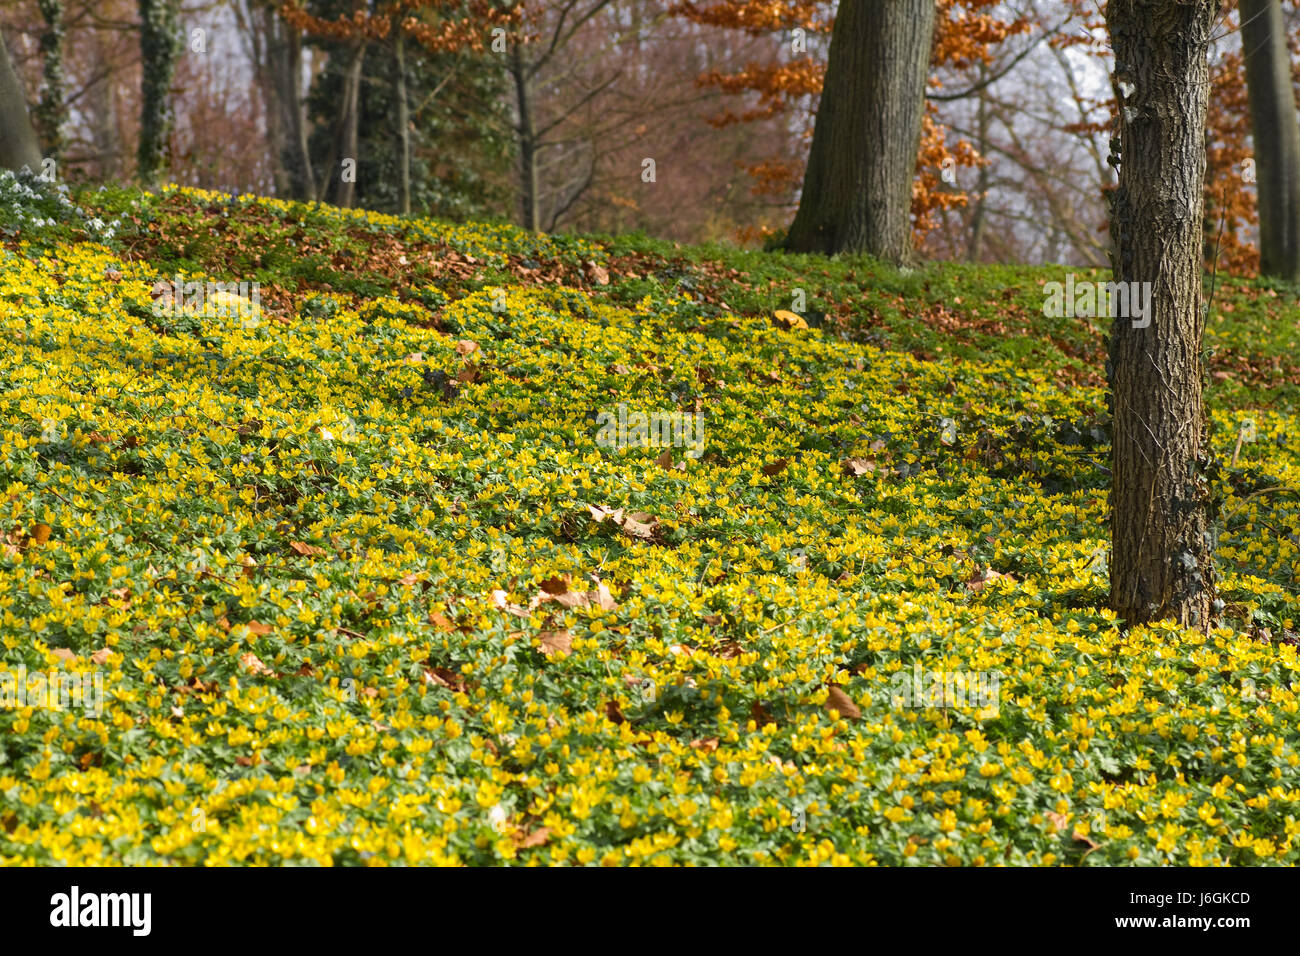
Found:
[279,24,315,200]
[967,80,990,262]
[1241,0,1300,280]
[245,4,285,196]
[784,0,936,263]
[394,29,410,216]
[332,44,365,208]
[0,32,41,171]
[1106,0,1218,628]
[510,43,540,231]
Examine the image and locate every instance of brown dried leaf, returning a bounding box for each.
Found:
[825,684,861,720]
[516,826,550,849]
[967,567,1015,593]
[238,652,273,676]
[621,512,658,539]
[538,629,573,658]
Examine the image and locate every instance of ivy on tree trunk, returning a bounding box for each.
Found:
[138,0,181,188]
[36,0,65,163]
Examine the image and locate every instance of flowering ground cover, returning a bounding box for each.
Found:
[1,176,1299,865]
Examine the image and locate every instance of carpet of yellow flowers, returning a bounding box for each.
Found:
[1,184,1299,865]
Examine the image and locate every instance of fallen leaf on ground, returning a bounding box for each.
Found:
[538,630,573,657]
[516,827,550,849]
[238,652,273,676]
[825,685,861,720]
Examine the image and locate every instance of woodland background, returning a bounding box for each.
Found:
[0,0,1284,272]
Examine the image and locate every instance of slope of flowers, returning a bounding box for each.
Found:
[0,187,1299,866]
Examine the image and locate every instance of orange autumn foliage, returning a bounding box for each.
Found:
[280,0,518,54]
[673,0,1030,244]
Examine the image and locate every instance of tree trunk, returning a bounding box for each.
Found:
[87,38,122,180]
[0,32,41,172]
[394,29,411,216]
[137,0,180,188]
[278,22,315,200]
[784,0,935,263]
[248,3,317,201]
[1241,0,1300,281]
[967,79,990,262]
[36,0,66,162]
[510,43,540,231]
[1106,0,1218,629]
[332,44,365,208]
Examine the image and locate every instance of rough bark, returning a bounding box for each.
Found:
[0,32,41,172]
[1106,0,1218,628]
[1241,0,1300,281]
[784,0,936,263]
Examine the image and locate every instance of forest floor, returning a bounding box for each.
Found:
[1,177,1298,864]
